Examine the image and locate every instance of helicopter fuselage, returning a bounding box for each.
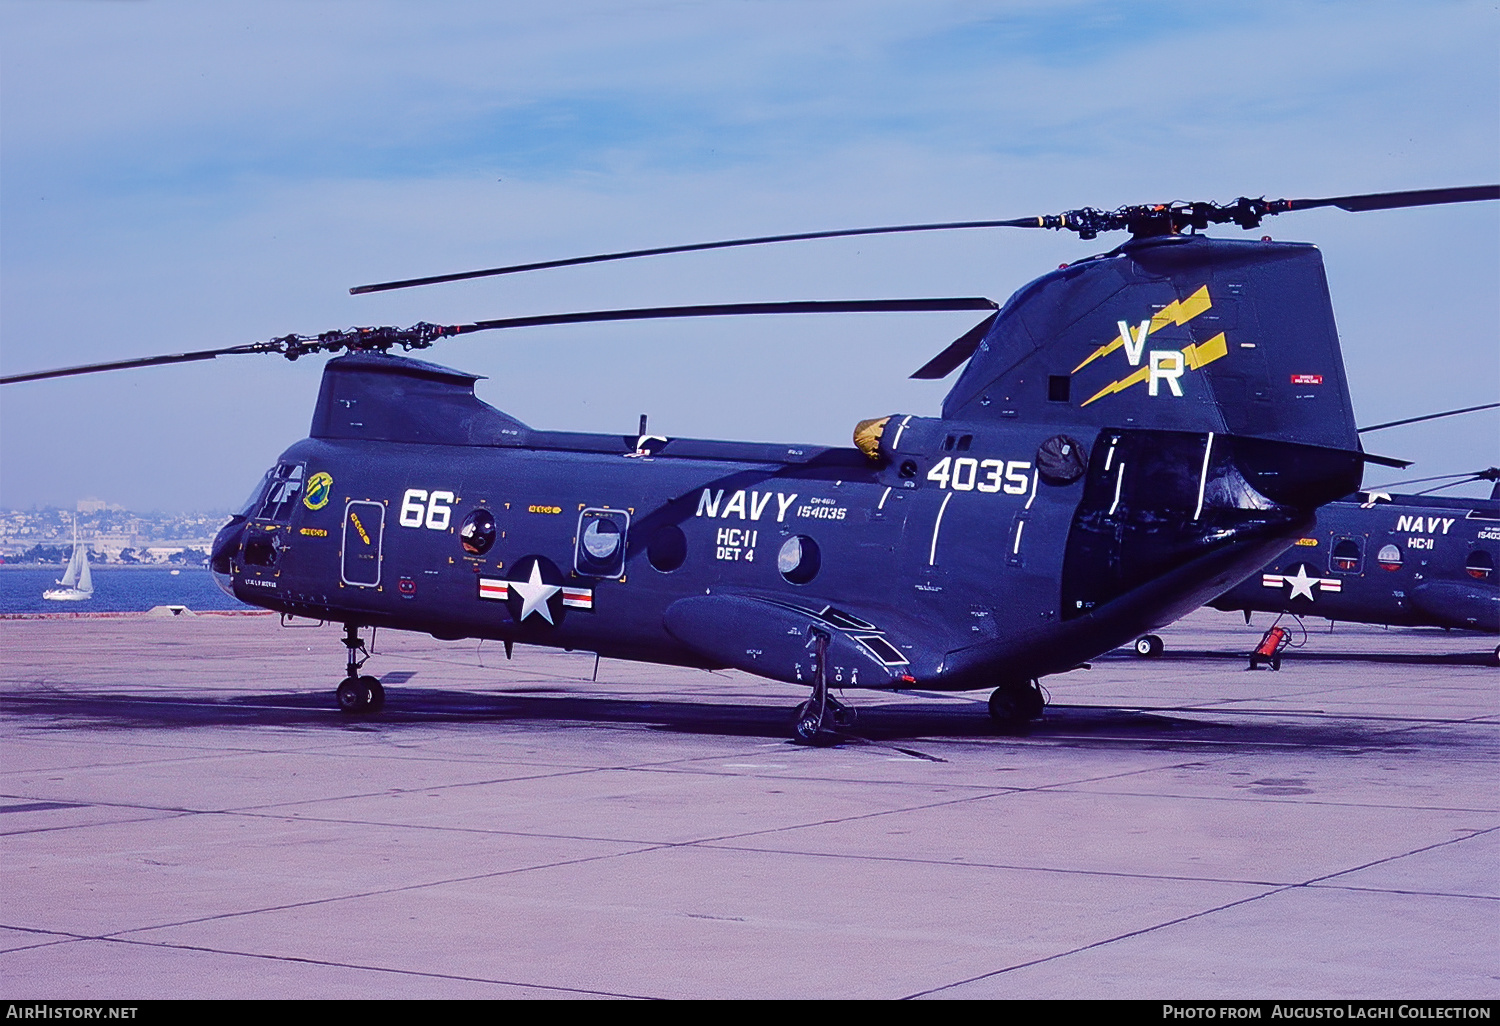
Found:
[215,408,1312,694]
[1211,492,1500,633]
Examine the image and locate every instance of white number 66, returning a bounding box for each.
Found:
[399,488,454,530]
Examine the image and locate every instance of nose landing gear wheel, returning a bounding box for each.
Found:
[334,623,383,715]
[361,676,385,712]
[337,676,368,713]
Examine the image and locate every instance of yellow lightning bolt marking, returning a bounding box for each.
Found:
[1182,331,1228,369]
[1080,332,1228,407]
[1072,285,1213,374]
[1080,366,1150,406]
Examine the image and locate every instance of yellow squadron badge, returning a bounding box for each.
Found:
[303,471,334,511]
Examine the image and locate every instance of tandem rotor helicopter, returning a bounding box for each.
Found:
[1198,455,1500,663]
[1122,403,1500,663]
[5,185,1497,741]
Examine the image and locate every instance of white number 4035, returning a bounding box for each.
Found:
[400,488,454,529]
[927,457,1031,494]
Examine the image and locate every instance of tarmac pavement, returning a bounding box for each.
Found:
[0,609,1495,999]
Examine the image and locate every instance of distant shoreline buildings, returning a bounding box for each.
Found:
[0,502,227,564]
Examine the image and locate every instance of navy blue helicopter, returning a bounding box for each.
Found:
[1124,400,1500,662]
[1203,465,1500,661]
[5,186,1496,740]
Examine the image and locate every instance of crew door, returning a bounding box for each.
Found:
[341,500,385,587]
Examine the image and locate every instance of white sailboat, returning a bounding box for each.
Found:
[43,526,94,601]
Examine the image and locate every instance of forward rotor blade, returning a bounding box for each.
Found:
[0,344,266,385]
[349,220,1041,294]
[1285,185,1500,214]
[1357,401,1500,434]
[1,298,997,385]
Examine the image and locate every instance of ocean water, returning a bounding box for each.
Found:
[0,566,252,615]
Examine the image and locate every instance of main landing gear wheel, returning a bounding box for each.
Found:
[793,702,823,743]
[790,627,854,743]
[989,680,1045,733]
[1134,634,1164,657]
[792,698,856,741]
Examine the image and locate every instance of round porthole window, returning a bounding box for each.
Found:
[1332,538,1361,572]
[581,518,622,561]
[1376,544,1402,571]
[1466,550,1494,580]
[459,509,496,555]
[647,525,687,572]
[778,535,821,585]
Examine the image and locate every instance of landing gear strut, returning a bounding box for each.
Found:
[336,623,384,714]
[792,628,855,743]
[988,679,1046,733]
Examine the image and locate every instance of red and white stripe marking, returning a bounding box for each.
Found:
[1261,574,1341,592]
[480,577,593,610]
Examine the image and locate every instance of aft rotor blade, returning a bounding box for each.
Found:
[349,220,1042,294]
[1412,469,1500,496]
[0,344,265,385]
[452,297,999,335]
[909,312,999,379]
[352,185,1500,295]
[1285,185,1500,214]
[1370,467,1500,491]
[1357,401,1500,434]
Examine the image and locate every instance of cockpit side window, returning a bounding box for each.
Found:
[254,463,305,522]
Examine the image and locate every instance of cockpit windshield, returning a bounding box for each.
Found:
[246,463,305,522]
[236,468,276,517]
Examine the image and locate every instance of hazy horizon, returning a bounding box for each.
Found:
[3,1,1496,510]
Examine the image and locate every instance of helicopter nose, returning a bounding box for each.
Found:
[210,516,246,598]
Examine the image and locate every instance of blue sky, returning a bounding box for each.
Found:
[2,0,1496,510]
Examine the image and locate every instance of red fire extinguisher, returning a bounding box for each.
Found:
[1249,625,1289,671]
